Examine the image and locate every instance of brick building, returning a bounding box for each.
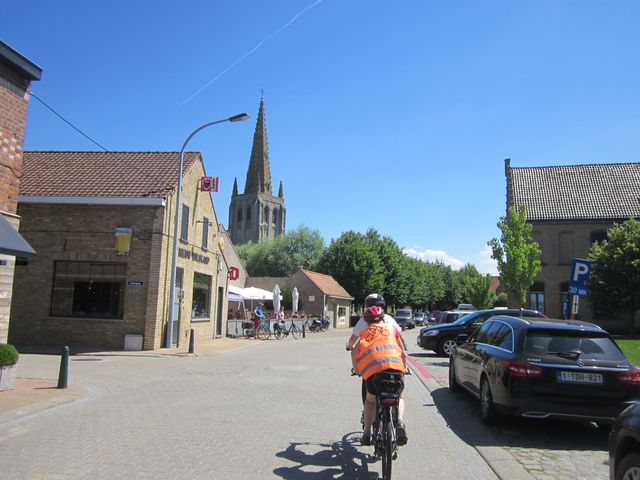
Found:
[505,158,640,329]
[247,269,353,328]
[9,151,231,350]
[0,41,42,343]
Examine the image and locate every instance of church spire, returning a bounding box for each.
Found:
[278,180,284,198]
[244,95,272,194]
[232,177,238,196]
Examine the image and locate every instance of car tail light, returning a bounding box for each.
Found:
[618,367,640,385]
[504,361,544,378]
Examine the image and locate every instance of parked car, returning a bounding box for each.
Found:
[413,312,426,326]
[457,303,476,311]
[449,316,640,426]
[417,308,545,356]
[609,402,640,480]
[438,309,475,325]
[394,309,415,330]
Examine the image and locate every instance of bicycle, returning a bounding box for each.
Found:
[351,368,407,480]
[242,319,271,340]
[274,318,300,340]
[305,315,330,333]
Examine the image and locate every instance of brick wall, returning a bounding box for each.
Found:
[0,59,35,343]
[531,220,625,328]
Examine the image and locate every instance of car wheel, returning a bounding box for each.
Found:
[480,377,501,425]
[616,452,640,480]
[448,358,462,393]
[438,338,457,357]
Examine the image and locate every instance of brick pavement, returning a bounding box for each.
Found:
[1,331,501,479]
[407,332,610,480]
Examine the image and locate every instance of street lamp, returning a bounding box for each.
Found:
[166,113,249,348]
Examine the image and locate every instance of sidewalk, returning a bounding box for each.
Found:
[0,330,348,422]
[0,335,252,422]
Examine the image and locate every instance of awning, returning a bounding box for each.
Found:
[228,292,244,302]
[0,214,35,258]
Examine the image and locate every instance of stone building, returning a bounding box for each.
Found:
[9,151,231,350]
[228,96,286,245]
[247,269,353,329]
[0,41,41,343]
[505,158,640,328]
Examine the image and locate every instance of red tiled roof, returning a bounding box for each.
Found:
[21,151,200,198]
[300,269,353,299]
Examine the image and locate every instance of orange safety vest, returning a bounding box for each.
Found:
[355,321,407,380]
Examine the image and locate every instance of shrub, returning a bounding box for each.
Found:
[0,344,19,366]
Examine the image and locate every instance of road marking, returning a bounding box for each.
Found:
[406,355,434,379]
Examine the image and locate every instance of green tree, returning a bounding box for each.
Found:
[589,218,640,334]
[317,231,384,308]
[488,206,542,307]
[466,274,495,310]
[365,229,410,309]
[237,225,325,277]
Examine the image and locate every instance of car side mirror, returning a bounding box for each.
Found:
[456,334,469,345]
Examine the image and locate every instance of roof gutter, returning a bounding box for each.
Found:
[18,196,165,206]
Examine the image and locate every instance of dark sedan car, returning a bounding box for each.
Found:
[449,316,640,425]
[609,402,640,480]
[417,308,545,356]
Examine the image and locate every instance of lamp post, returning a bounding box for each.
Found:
[166,112,249,348]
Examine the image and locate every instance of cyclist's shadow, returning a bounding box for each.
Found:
[273,432,380,479]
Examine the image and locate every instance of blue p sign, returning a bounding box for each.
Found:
[569,258,592,297]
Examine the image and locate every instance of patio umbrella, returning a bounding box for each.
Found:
[292,287,299,314]
[272,284,281,315]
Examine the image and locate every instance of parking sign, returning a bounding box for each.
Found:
[569,258,592,297]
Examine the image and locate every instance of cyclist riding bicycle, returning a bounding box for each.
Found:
[347,294,408,447]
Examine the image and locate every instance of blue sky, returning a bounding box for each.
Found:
[4,1,640,275]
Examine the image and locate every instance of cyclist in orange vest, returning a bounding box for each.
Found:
[352,304,408,446]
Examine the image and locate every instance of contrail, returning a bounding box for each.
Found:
[180,0,324,106]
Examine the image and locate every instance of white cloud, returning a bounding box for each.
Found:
[403,244,499,276]
[403,247,465,269]
[477,245,498,276]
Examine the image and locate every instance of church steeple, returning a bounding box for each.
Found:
[232,177,238,196]
[278,180,284,198]
[244,96,272,194]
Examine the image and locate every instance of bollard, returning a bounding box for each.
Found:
[302,322,306,339]
[188,328,195,354]
[57,346,69,389]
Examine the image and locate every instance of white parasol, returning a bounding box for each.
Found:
[272,284,281,316]
[292,287,299,314]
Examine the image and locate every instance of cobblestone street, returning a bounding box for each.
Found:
[2,331,498,480]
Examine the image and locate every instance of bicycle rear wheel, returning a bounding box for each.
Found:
[382,418,394,479]
[243,328,252,339]
[257,324,271,340]
[274,328,284,340]
[291,325,300,339]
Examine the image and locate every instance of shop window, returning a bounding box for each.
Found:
[181,204,190,242]
[50,261,126,319]
[530,282,545,313]
[202,217,209,249]
[192,272,211,320]
[338,306,346,318]
[560,282,569,319]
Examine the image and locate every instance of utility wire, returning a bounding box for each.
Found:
[30,91,109,152]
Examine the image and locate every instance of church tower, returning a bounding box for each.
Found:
[228,96,286,245]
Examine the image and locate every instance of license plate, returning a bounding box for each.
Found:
[556,371,603,384]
